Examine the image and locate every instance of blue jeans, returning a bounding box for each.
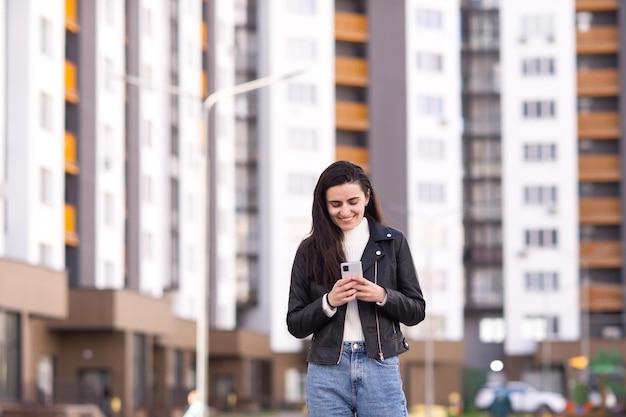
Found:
[306,341,408,417]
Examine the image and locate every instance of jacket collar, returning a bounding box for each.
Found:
[361,220,394,274]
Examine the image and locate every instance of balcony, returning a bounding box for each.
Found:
[336,101,369,131]
[201,71,208,99]
[65,60,79,104]
[201,22,208,51]
[336,145,368,172]
[577,26,619,54]
[578,111,619,139]
[335,11,368,43]
[578,155,620,182]
[65,0,80,33]
[65,203,79,247]
[579,198,620,225]
[65,132,80,175]
[577,69,619,97]
[576,0,619,11]
[335,56,368,87]
[579,240,621,268]
[580,283,623,313]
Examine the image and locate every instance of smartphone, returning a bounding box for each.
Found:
[340,261,363,279]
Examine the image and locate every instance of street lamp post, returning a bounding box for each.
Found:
[197,68,306,416]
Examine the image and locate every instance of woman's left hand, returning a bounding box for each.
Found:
[351,277,387,303]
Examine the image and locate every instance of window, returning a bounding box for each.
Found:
[415,223,446,249]
[141,119,152,147]
[37,355,54,405]
[287,83,316,105]
[287,173,316,195]
[470,140,501,176]
[523,186,557,205]
[40,18,52,55]
[420,269,446,291]
[522,57,555,76]
[104,261,114,287]
[470,267,502,306]
[416,139,445,160]
[141,176,152,203]
[522,100,556,119]
[105,58,115,91]
[416,8,443,30]
[0,311,20,400]
[141,7,152,36]
[287,38,317,61]
[103,126,114,170]
[141,65,152,86]
[521,315,559,341]
[39,243,52,267]
[417,95,444,117]
[284,368,306,402]
[416,52,443,72]
[525,271,559,291]
[479,317,506,343]
[141,231,152,259]
[524,143,557,161]
[471,224,502,247]
[40,93,53,130]
[40,168,52,205]
[467,97,500,134]
[104,193,114,226]
[417,182,445,203]
[521,14,554,41]
[286,0,316,14]
[524,229,558,248]
[105,0,115,25]
[287,128,318,151]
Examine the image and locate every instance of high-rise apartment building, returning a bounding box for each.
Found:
[2,0,207,415]
[462,0,626,398]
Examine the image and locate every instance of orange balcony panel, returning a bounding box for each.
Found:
[578,155,620,182]
[576,0,618,11]
[579,198,620,225]
[580,283,623,313]
[201,71,208,99]
[577,69,619,96]
[65,60,79,104]
[579,241,621,269]
[336,101,368,131]
[65,204,79,247]
[201,22,208,51]
[577,26,618,54]
[335,12,368,43]
[335,56,368,87]
[64,132,80,175]
[65,0,80,33]
[336,146,369,172]
[578,112,619,139]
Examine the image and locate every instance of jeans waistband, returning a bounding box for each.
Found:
[343,341,366,352]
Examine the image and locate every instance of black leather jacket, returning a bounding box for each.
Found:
[286,221,426,364]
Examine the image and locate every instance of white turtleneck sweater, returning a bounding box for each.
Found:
[323,217,369,341]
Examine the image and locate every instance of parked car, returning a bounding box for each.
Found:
[475,381,567,414]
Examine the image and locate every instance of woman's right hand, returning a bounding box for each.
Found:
[328,276,358,307]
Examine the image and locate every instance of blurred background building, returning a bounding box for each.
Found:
[0,0,625,416]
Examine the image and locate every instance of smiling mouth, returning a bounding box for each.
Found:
[339,215,355,221]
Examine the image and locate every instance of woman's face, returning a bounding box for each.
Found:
[326,182,370,232]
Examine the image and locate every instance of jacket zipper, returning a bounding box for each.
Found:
[374,261,384,360]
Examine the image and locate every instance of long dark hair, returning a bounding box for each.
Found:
[301,161,384,288]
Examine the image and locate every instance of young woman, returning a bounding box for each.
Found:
[287,161,426,417]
